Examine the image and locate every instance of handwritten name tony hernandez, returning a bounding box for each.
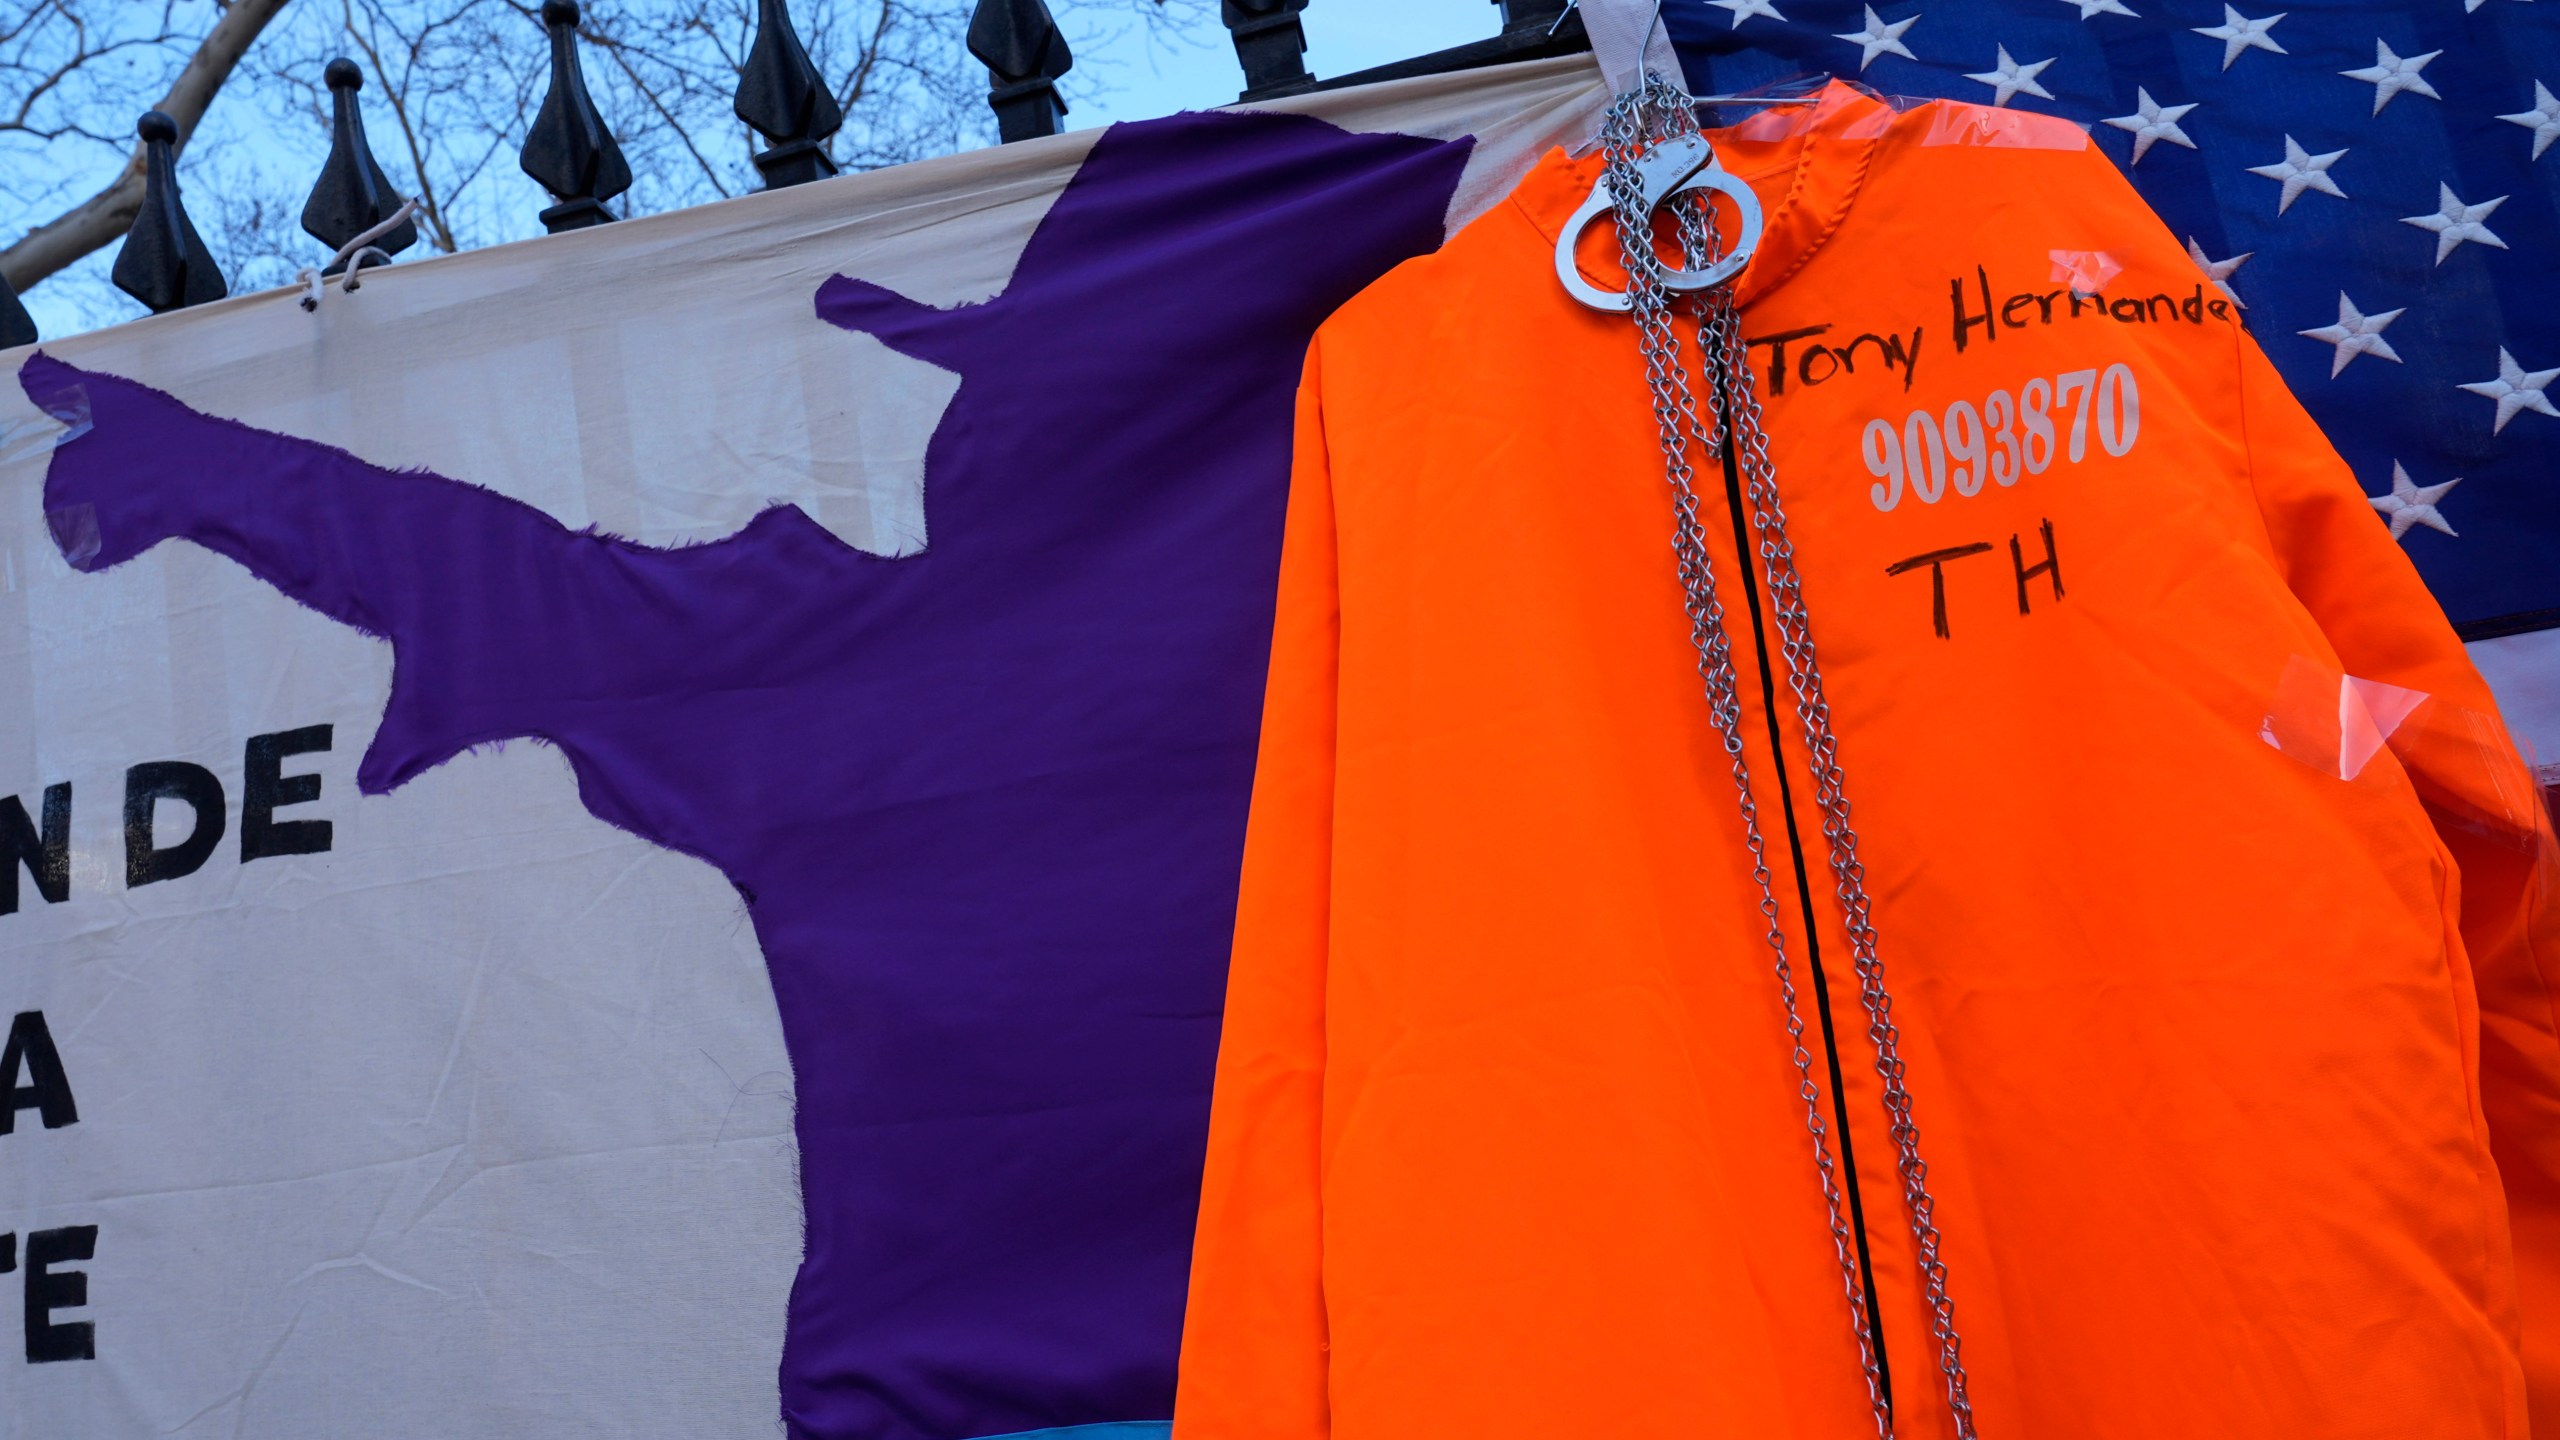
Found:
[1742,264,2237,398]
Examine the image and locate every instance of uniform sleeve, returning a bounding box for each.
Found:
[1173,341,1340,1440]
[2235,331,2560,1422]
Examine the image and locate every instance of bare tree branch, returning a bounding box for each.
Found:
[340,0,462,250]
[0,0,1215,325]
[586,21,733,201]
[0,0,294,291]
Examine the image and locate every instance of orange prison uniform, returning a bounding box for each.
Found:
[1175,82,2560,1440]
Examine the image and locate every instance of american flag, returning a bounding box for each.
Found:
[1661,0,2560,639]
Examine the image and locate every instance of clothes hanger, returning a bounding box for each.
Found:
[1549,0,1822,103]
[1552,0,1790,312]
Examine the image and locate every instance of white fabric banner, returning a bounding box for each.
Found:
[0,57,1606,1438]
[4,45,2547,1437]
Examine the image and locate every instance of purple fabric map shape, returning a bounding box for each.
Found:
[22,110,1469,1440]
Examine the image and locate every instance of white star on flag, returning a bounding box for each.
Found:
[2458,348,2560,434]
[2059,0,2139,16]
[2401,184,2509,265]
[2340,40,2443,115]
[1834,6,1919,70]
[2370,462,2459,541]
[2185,237,2251,307]
[2247,135,2348,214]
[1965,45,2058,106]
[1707,0,1788,26]
[2298,293,2405,378]
[2103,88,2198,164]
[2500,81,2560,162]
[2194,6,2287,71]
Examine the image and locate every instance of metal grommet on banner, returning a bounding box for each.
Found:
[1553,132,1764,313]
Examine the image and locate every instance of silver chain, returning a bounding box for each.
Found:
[1686,178,1984,1440]
[1597,77,1979,1440]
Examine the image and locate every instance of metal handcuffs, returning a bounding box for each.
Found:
[1553,132,1763,313]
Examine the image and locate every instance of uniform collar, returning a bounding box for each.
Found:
[1517,79,1890,309]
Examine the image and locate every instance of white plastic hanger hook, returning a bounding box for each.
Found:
[1578,0,1685,99]
[1550,0,1665,42]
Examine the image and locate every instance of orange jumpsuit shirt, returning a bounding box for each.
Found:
[1175,84,2560,1440]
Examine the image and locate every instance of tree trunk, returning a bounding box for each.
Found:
[0,0,297,294]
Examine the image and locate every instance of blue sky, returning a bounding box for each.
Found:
[10,2,1503,337]
[1071,1,1499,127]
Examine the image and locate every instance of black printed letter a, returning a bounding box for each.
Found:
[0,1011,76,1135]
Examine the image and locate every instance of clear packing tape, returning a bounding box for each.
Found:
[0,376,90,464]
[1683,78,2090,150]
[2049,249,2124,292]
[1572,83,2096,294]
[2262,655,2555,859]
[1919,102,2089,151]
[3,374,98,566]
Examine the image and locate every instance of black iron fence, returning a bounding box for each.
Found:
[0,0,1587,347]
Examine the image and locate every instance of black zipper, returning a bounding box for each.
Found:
[1713,438,1893,1416]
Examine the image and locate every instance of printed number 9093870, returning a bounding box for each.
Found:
[1864,363,2139,512]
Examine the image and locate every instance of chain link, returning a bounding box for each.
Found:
[1597,80,1891,1440]
[1598,76,1980,1440]
[1691,271,1982,1436]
